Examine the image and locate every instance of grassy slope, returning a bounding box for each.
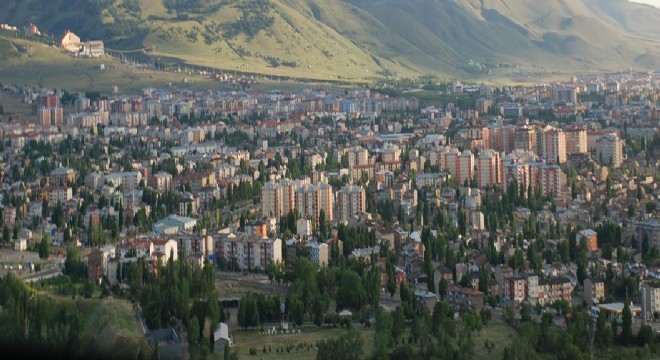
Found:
[75,298,153,360]
[2,0,660,81]
[143,0,413,82]
[0,35,222,93]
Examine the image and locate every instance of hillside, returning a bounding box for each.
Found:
[1,0,660,81]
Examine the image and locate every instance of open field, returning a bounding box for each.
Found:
[28,290,153,360]
[0,91,34,120]
[232,327,374,360]
[0,34,355,99]
[76,297,152,359]
[472,322,516,359]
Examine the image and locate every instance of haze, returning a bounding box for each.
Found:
[631,0,660,8]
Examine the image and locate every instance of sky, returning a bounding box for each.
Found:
[630,0,660,8]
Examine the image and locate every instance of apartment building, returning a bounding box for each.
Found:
[216,233,282,271]
[595,133,624,167]
[337,185,366,222]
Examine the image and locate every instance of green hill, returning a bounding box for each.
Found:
[2,0,660,81]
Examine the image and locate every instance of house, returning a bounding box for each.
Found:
[213,323,232,354]
[187,254,204,268]
[61,31,81,52]
[14,238,27,251]
[415,290,439,312]
[153,239,178,264]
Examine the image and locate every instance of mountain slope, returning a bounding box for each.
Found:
[1,0,660,80]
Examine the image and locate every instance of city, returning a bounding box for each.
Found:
[2,2,660,360]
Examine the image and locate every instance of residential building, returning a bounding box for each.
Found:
[306,242,329,267]
[337,185,366,222]
[148,172,173,192]
[595,133,623,167]
[216,233,282,271]
[503,276,527,304]
[446,286,484,312]
[565,128,588,154]
[152,214,197,234]
[542,129,567,163]
[577,229,598,252]
[584,278,605,306]
[638,220,660,250]
[476,149,501,188]
[642,282,660,321]
[153,239,178,264]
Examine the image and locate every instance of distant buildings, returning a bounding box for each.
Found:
[336,185,366,222]
[577,229,598,252]
[638,219,660,250]
[595,134,624,168]
[641,282,660,320]
[262,179,334,223]
[215,233,282,271]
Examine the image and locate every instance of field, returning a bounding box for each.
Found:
[76,298,152,359]
[232,326,375,360]
[472,322,516,359]
[0,34,355,102]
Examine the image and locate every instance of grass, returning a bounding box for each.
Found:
[0,92,34,121]
[231,327,374,360]
[0,34,338,100]
[30,289,153,360]
[472,322,516,360]
[76,297,152,360]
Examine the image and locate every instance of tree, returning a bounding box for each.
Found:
[621,302,633,346]
[2,225,10,244]
[38,235,50,259]
[576,249,588,286]
[391,306,405,342]
[636,324,654,349]
[316,329,363,360]
[520,303,532,322]
[336,270,367,311]
[319,209,326,237]
[188,316,200,346]
[237,292,260,329]
[595,310,612,350]
[374,308,393,351]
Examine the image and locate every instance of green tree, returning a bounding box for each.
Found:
[188,316,200,346]
[621,302,633,346]
[38,235,50,259]
[317,329,363,360]
[2,225,10,244]
[391,306,405,342]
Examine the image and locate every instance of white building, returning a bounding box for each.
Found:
[152,214,197,234]
[306,242,329,267]
[595,134,623,168]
